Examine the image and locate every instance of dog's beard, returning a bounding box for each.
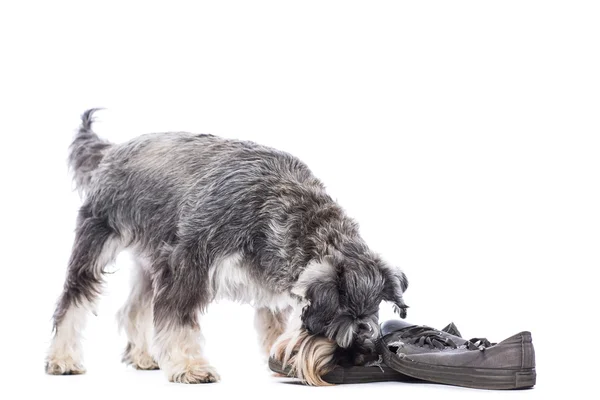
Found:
[271,328,337,386]
[334,336,379,367]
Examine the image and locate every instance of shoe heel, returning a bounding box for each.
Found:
[521,333,536,369]
[515,369,536,388]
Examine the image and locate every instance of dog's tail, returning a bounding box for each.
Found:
[68,108,112,195]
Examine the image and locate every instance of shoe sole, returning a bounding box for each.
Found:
[268,357,420,384]
[378,342,536,390]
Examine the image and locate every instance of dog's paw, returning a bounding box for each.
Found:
[122,345,159,370]
[45,355,86,375]
[169,363,220,384]
[132,354,160,370]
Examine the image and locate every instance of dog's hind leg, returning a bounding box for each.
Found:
[46,206,123,375]
[117,258,158,370]
[151,246,219,383]
[254,307,291,360]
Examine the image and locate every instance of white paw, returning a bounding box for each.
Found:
[168,363,220,384]
[123,345,159,370]
[131,353,159,370]
[45,355,86,375]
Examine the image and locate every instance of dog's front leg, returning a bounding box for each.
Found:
[254,306,291,359]
[151,252,219,384]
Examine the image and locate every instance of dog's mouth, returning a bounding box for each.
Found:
[324,317,381,349]
[333,336,379,367]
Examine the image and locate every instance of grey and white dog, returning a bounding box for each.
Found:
[46,109,409,385]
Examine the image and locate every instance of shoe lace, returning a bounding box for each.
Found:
[398,326,495,351]
[399,326,459,350]
[468,337,495,350]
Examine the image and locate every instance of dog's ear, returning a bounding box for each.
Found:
[302,278,340,335]
[381,264,409,318]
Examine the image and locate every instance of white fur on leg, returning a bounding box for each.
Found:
[46,235,122,375]
[254,307,291,359]
[46,300,94,375]
[119,296,158,370]
[118,306,158,369]
[122,344,158,370]
[153,323,220,383]
[117,261,158,370]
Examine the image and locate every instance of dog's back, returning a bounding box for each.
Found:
[69,109,329,263]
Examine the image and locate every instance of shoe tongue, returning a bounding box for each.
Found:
[381,319,418,336]
[441,322,462,338]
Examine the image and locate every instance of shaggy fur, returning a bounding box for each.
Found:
[46,109,409,385]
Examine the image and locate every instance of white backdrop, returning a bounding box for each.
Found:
[1,1,598,399]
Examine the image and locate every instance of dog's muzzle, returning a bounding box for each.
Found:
[356,320,381,341]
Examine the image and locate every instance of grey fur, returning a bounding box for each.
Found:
[50,109,409,379]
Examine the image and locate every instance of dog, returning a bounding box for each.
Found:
[45,109,409,385]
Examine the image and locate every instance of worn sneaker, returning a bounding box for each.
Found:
[378,319,536,390]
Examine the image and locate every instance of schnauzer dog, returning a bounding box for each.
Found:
[45,109,409,385]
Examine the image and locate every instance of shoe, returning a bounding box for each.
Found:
[268,357,420,384]
[377,319,536,390]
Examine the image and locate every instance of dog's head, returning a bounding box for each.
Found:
[273,243,408,386]
[293,243,409,349]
